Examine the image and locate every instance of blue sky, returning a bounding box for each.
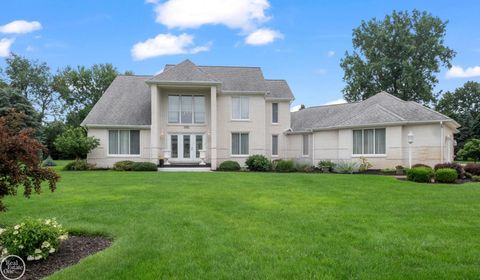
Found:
[1,0,479,108]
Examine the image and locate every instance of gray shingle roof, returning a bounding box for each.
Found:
[163,62,268,93]
[150,59,217,83]
[265,79,294,100]
[291,92,457,132]
[82,60,295,126]
[81,75,151,126]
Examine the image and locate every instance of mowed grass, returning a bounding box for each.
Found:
[1,166,480,279]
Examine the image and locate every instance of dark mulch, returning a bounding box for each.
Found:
[22,235,111,280]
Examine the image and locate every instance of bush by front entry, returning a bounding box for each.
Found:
[113,161,157,171]
[217,161,241,171]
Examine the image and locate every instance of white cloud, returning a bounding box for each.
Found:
[327,50,335,57]
[131,33,209,60]
[245,28,283,45]
[0,20,42,34]
[446,65,480,79]
[152,0,270,31]
[324,98,347,105]
[0,38,15,57]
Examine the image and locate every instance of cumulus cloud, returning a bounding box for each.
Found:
[446,65,480,79]
[324,98,347,105]
[290,105,302,112]
[0,20,42,34]
[151,0,270,31]
[131,33,210,60]
[0,38,15,57]
[245,28,283,45]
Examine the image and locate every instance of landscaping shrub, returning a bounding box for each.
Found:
[294,162,313,172]
[131,162,158,171]
[464,163,480,176]
[381,168,396,175]
[63,160,94,171]
[318,160,336,172]
[0,217,68,261]
[274,160,295,172]
[434,162,464,178]
[218,161,241,171]
[407,167,434,183]
[113,160,135,171]
[412,163,432,169]
[395,165,405,175]
[359,156,373,172]
[42,155,56,167]
[245,155,271,171]
[333,161,359,174]
[472,175,480,182]
[434,168,458,183]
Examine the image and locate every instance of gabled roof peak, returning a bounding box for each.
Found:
[149,59,218,83]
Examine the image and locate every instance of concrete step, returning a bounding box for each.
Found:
[158,167,212,172]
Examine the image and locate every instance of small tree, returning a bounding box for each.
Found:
[0,110,60,212]
[457,139,480,162]
[54,127,100,159]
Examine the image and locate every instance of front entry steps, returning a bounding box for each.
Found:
[158,163,212,172]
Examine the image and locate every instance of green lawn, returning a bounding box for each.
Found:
[2,167,480,279]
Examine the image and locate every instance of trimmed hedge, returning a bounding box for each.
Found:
[245,155,271,171]
[411,163,432,169]
[113,160,135,171]
[274,160,295,172]
[131,162,158,171]
[464,163,480,176]
[434,168,458,183]
[434,162,464,179]
[407,167,434,183]
[63,160,94,171]
[218,161,241,171]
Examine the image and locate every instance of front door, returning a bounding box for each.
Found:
[169,134,204,162]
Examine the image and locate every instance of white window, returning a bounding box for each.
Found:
[232,133,249,155]
[353,128,386,155]
[272,135,278,156]
[302,134,309,156]
[168,95,205,124]
[232,96,249,120]
[272,103,278,123]
[109,130,140,155]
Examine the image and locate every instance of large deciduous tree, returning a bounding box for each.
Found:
[4,53,61,122]
[436,81,480,151]
[0,110,60,211]
[340,10,455,104]
[53,64,119,126]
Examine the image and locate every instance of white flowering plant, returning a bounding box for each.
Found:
[0,218,68,261]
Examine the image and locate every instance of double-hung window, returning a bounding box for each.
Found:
[109,130,140,155]
[232,133,249,155]
[232,96,249,120]
[353,128,386,155]
[272,103,278,123]
[302,135,309,156]
[168,95,205,124]
[272,135,278,156]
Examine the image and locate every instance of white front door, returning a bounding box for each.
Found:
[169,134,205,162]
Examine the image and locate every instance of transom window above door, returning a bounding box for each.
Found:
[168,95,205,124]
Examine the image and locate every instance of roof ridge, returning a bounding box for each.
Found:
[407,100,453,120]
[265,79,287,81]
[301,101,357,110]
[374,104,406,121]
[117,74,153,77]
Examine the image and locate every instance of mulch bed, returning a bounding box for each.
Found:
[22,235,111,280]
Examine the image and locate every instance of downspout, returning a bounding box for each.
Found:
[440,121,444,163]
[312,133,315,166]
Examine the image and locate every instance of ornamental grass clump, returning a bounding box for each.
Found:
[0,218,68,261]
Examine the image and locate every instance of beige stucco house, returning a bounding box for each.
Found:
[82,59,459,170]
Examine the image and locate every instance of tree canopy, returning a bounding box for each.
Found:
[0,110,59,211]
[0,87,40,130]
[340,10,455,104]
[437,81,480,151]
[54,127,100,160]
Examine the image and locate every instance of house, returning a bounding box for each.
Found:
[82,59,459,169]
